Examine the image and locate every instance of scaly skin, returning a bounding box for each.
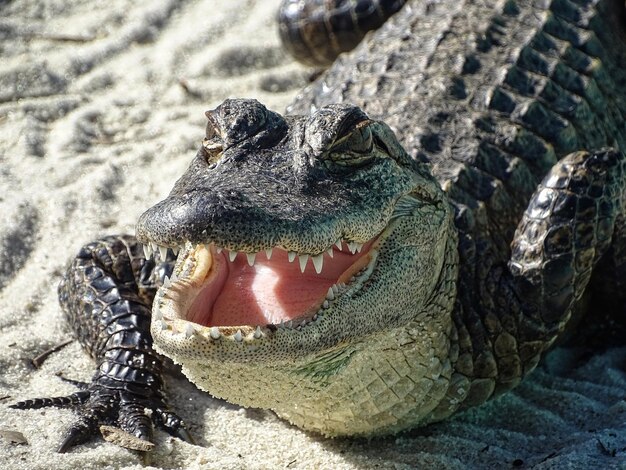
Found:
[12,0,626,451]
[277,0,408,67]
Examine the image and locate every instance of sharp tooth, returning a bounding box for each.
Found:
[228,251,237,262]
[172,246,180,256]
[326,247,334,258]
[254,326,262,339]
[151,242,159,254]
[335,240,343,250]
[312,254,323,274]
[348,242,357,254]
[279,320,285,329]
[160,321,168,330]
[153,306,163,320]
[300,320,307,327]
[355,242,363,253]
[234,330,243,342]
[288,251,296,262]
[163,275,171,288]
[265,248,273,259]
[159,246,168,259]
[286,320,293,329]
[184,324,195,338]
[210,327,221,339]
[323,300,330,309]
[142,244,151,259]
[332,284,339,294]
[171,271,179,282]
[312,313,318,321]
[326,287,334,300]
[298,254,309,273]
[246,252,256,266]
[216,246,223,254]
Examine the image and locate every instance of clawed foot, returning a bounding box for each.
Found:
[10,377,193,453]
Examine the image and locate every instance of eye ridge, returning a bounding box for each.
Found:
[204,111,222,141]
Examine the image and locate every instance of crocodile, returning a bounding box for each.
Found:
[11,0,626,452]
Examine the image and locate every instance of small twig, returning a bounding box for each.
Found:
[0,429,28,445]
[100,425,155,452]
[20,32,96,43]
[538,451,558,463]
[178,78,202,99]
[30,339,73,369]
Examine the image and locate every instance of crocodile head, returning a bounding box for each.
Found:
[136,99,457,435]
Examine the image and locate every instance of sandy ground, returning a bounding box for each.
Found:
[0,0,625,468]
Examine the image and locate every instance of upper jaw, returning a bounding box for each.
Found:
[135,161,425,262]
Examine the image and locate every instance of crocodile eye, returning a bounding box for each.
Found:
[331,121,373,154]
[305,104,376,168]
[325,121,376,168]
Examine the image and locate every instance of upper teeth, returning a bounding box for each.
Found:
[142,243,181,261]
[142,237,366,276]
[220,241,353,274]
[311,254,323,274]
[298,254,309,272]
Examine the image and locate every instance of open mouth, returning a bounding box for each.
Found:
[148,236,380,339]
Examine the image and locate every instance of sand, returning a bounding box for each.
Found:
[0,0,625,468]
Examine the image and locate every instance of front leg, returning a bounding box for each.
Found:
[509,149,626,344]
[489,148,626,390]
[436,149,626,418]
[11,235,192,452]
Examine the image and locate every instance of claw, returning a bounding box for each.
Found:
[58,417,99,453]
[58,434,78,454]
[58,376,91,390]
[154,407,194,444]
[10,390,91,410]
[172,426,195,445]
[119,402,153,443]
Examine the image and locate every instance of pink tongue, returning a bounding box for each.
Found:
[188,246,371,327]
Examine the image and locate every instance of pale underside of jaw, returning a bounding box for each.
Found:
[147,237,378,341]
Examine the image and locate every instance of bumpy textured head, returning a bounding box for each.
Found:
[136,99,457,435]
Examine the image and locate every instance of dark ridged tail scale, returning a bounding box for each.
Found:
[278,0,408,66]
